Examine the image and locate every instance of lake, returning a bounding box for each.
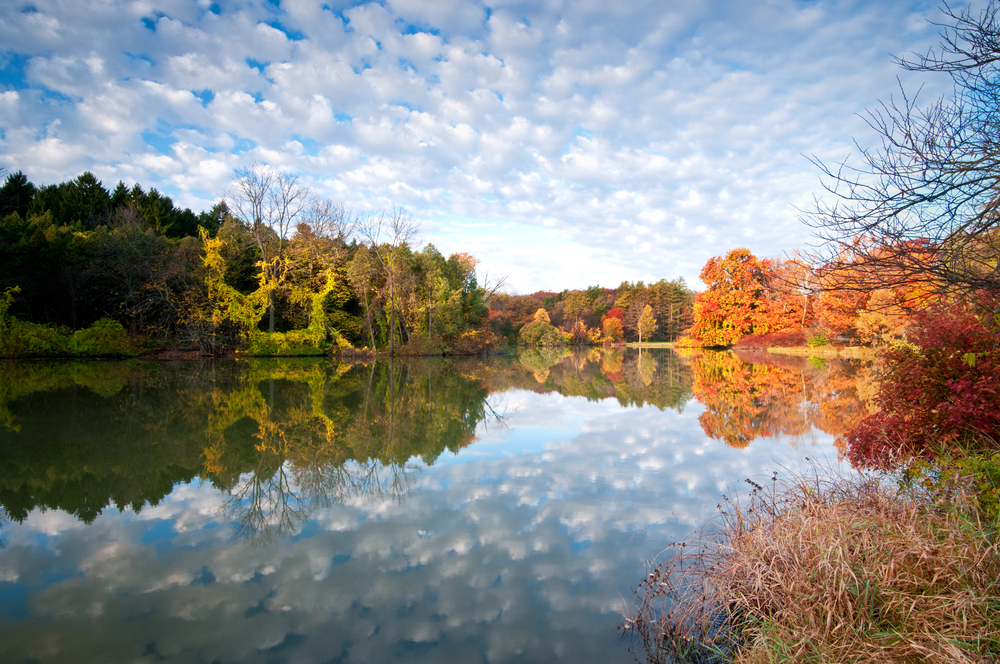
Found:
[0,348,869,663]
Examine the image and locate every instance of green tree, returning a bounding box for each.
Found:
[86,205,173,337]
[0,171,36,219]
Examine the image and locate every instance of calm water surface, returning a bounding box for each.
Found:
[0,349,869,663]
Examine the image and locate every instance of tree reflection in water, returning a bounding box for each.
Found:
[0,357,494,543]
[0,349,874,544]
[687,349,876,451]
[204,358,495,544]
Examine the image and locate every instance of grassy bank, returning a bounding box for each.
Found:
[765,345,873,359]
[622,470,1000,663]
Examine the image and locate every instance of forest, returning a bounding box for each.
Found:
[0,164,703,358]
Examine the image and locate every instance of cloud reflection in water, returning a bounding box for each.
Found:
[0,350,859,662]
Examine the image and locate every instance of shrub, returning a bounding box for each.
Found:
[449,328,503,355]
[0,321,69,358]
[846,306,1000,468]
[568,320,600,346]
[242,328,349,356]
[0,286,70,357]
[902,447,1000,526]
[68,319,137,356]
[807,332,828,347]
[398,334,446,356]
[518,319,568,346]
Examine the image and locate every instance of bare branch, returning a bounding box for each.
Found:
[805,4,1000,302]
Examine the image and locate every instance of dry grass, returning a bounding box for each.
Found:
[621,471,1000,663]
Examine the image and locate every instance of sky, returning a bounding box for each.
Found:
[0,0,951,291]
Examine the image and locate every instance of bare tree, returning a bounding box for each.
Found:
[226,162,312,332]
[806,1,1000,302]
[357,207,419,355]
[304,199,354,244]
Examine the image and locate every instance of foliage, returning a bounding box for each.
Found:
[806,332,828,348]
[200,227,272,342]
[488,282,693,346]
[732,329,807,348]
[68,318,138,356]
[449,328,503,355]
[518,318,569,346]
[601,315,624,342]
[242,269,349,356]
[691,248,776,346]
[532,307,551,324]
[846,306,1000,468]
[902,449,1000,526]
[636,304,657,343]
[854,288,911,345]
[0,287,67,357]
[0,168,502,356]
[0,286,140,357]
[566,320,599,346]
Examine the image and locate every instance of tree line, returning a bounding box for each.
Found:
[0,163,700,356]
[488,278,695,347]
[0,164,500,356]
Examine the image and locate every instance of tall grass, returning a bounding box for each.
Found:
[621,470,1000,663]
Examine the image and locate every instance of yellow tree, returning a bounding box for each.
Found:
[637,304,657,344]
[226,162,311,333]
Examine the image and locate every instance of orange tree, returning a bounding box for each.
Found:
[691,248,777,346]
[690,351,802,448]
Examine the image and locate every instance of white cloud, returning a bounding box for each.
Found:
[0,0,946,290]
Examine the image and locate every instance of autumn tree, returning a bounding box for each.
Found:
[602,315,624,342]
[855,289,910,344]
[226,162,312,332]
[357,207,419,355]
[766,255,817,331]
[562,290,590,327]
[636,304,657,344]
[691,248,776,346]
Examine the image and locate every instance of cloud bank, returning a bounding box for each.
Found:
[0,0,944,289]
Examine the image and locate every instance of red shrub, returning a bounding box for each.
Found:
[846,306,1000,468]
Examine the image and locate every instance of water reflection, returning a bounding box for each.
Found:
[0,358,494,542]
[0,349,874,536]
[495,347,693,410]
[688,349,876,451]
[0,350,872,663]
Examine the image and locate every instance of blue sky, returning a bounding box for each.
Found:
[0,0,947,291]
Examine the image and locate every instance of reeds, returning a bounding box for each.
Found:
[621,470,1000,663]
